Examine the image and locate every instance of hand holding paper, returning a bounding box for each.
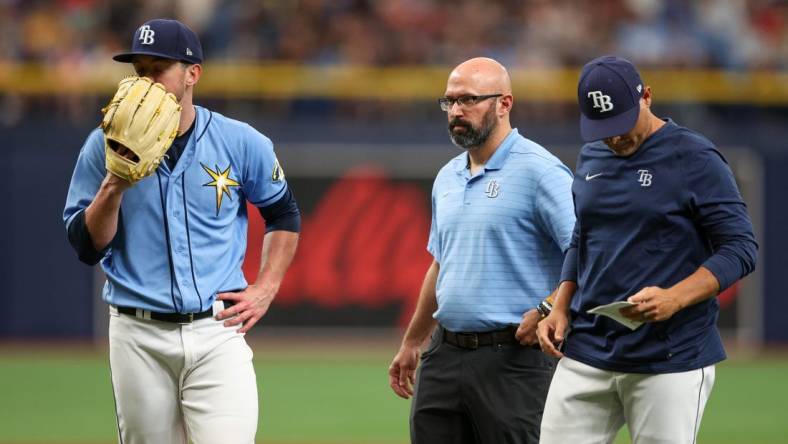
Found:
[587,301,644,330]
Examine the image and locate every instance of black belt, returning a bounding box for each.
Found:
[442,326,520,350]
[116,300,232,324]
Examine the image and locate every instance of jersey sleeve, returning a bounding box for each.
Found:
[63,129,111,264]
[63,129,107,229]
[535,163,576,253]
[683,144,758,291]
[241,126,288,207]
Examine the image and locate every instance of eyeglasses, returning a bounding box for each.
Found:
[438,94,503,112]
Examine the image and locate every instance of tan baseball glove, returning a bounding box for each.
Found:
[101,76,182,184]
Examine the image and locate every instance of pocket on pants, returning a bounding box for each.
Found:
[420,327,443,360]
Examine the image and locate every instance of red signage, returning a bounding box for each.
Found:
[243,170,433,324]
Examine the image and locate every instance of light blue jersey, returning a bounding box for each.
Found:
[428,129,575,332]
[64,106,288,313]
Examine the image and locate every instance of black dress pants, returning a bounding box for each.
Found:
[410,327,557,444]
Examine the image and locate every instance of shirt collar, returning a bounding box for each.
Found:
[485,128,518,170]
[454,128,519,174]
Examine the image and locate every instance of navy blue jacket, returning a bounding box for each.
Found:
[560,120,757,373]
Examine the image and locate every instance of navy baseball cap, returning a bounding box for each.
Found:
[114,19,203,64]
[578,56,644,142]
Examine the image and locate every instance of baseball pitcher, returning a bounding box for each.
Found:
[63,19,300,443]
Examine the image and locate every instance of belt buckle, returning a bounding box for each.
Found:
[179,313,194,324]
[460,333,479,350]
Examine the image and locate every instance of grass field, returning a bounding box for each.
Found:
[1,337,787,444]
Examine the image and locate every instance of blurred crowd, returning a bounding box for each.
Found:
[1,0,786,69]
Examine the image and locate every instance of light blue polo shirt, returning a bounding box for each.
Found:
[428,128,575,332]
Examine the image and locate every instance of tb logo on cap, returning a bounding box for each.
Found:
[587,91,614,112]
[138,25,155,45]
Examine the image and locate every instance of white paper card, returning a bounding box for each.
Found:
[587,301,644,330]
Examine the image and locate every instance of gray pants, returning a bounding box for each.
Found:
[410,327,557,444]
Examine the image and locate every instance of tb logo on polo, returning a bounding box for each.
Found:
[485,179,500,198]
[637,169,652,187]
[587,91,614,112]
[138,25,155,45]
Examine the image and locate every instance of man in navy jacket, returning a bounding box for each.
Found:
[537,55,757,444]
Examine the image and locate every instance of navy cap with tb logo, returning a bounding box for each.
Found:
[577,55,644,142]
[113,19,203,65]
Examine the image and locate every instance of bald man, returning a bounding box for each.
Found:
[387,58,576,443]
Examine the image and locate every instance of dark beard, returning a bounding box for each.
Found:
[447,103,497,150]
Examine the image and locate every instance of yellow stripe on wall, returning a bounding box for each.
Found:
[1,63,787,104]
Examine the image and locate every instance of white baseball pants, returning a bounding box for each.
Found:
[108,301,258,444]
[540,356,715,444]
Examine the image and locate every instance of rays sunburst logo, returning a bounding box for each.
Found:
[202,163,240,215]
